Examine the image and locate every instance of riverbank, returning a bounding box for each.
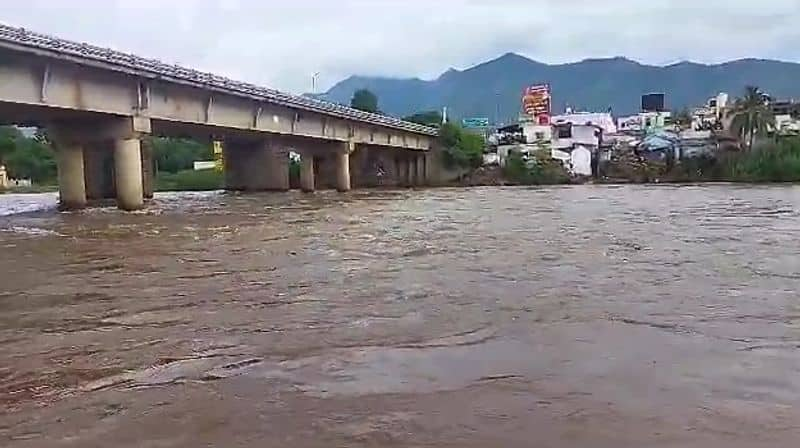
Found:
[155,169,224,192]
[456,137,800,187]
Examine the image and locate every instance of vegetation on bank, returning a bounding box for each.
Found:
[0,126,57,184]
[437,122,484,169]
[664,137,800,183]
[727,86,775,151]
[151,137,213,174]
[155,169,224,191]
[503,151,571,185]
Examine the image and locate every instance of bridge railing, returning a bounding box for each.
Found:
[0,23,438,137]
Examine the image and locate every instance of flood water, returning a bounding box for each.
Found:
[1,185,799,447]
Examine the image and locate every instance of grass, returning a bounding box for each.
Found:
[715,138,800,182]
[155,169,224,192]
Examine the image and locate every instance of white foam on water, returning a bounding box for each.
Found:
[0,193,59,217]
[0,226,62,236]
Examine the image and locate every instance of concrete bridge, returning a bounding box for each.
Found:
[0,24,438,210]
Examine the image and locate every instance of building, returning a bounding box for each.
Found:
[520,116,553,146]
[691,93,729,130]
[549,113,613,177]
[0,165,32,189]
[618,111,672,133]
[552,112,617,134]
[775,114,800,135]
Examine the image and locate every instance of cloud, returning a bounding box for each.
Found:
[2,0,798,93]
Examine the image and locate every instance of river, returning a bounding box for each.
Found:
[1,185,799,447]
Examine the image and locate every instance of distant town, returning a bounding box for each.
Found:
[441,84,799,184]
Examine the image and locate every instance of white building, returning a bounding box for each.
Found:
[521,122,553,145]
[775,114,800,135]
[570,146,592,176]
[618,111,672,132]
[552,123,601,150]
[691,93,729,130]
[551,112,617,134]
[0,166,32,189]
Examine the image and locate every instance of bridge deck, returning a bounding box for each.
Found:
[0,23,436,138]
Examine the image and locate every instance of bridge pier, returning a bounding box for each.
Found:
[416,154,426,186]
[335,143,351,192]
[56,143,87,209]
[83,142,116,202]
[299,154,315,192]
[294,141,352,192]
[114,138,144,211]
[349,145,415,188]
[52,117,151,211]
[400,154,414,187]
[223,139,289,191]
[141,138,155,199]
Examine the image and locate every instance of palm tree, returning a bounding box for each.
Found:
[727,86,775,150]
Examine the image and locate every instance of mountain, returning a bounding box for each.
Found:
[320,54,800,122]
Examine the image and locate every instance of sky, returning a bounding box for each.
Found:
[2,0,799,94]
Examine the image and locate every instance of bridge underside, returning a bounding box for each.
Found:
[1,102,434,210]
[0,46,437,210]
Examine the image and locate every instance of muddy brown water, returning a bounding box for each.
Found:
[1,185,799,447]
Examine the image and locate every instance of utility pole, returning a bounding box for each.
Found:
[495,91,501,126]
[311,72,320,95]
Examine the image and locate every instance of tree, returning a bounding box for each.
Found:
[403,110,443,127]
[150,137,212,174]
[0,126,21,166]
[350,89,379,113]
[727,86,775,151]
[673,107,692,129]
[0,126,57,183]
[438,122,484,169]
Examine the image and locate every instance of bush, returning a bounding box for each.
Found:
[155,169,223,191]
[715,138,800,182]
[438,123,484,169]
[503,151,570,185]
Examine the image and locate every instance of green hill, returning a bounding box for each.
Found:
[320,54,800,123]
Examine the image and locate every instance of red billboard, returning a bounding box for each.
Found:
[522,84,551,125]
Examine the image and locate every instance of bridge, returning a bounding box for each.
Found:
[0,24,438,210]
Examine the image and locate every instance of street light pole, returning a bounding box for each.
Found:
[494,91,501,126]
[311,72,320,95]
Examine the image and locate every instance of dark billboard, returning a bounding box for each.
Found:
[642,93,666,112]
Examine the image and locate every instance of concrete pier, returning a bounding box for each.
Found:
[266,145,290,191]
[405,157,415,187]
[223,142,246,191]
[223,140,289,191]
[416,155,426,186]
[300,155,315,192]
[140,138,154,199]
[335,145,351,192]
[114,138,144,211]
[56,143,87,209]
[395,158,406,187]
[83,143,115,201]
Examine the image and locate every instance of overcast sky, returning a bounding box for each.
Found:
[3,1,798,94]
